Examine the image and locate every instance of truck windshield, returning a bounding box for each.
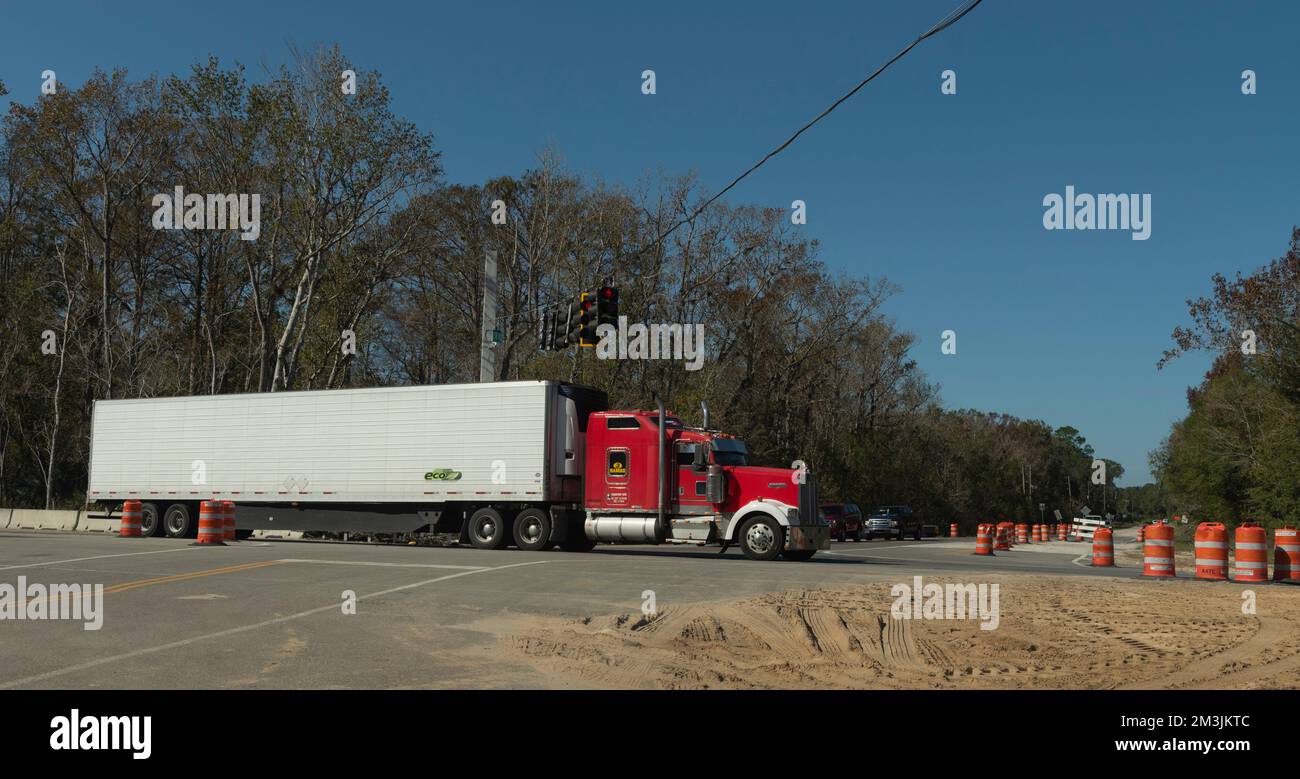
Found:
[711,439,749,466]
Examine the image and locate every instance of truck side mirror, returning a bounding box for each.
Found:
[692,445,708,470]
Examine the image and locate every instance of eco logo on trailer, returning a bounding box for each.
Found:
[424,469,463,481]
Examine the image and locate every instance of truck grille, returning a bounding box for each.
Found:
[798,471,819,527]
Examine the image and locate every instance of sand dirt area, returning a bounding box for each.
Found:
[502,574,1300,689]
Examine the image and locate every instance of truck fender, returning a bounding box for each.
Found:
[722,500,795,542]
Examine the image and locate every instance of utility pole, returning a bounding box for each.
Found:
[479,250,498,383]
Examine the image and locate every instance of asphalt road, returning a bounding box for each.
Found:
[0,528,1139,689]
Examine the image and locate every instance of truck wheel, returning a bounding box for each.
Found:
[467,507,509,550]
[738,516,783,561]
[139,502,163,537]
[512,508,553,552]
[163,503,196,538]
[783,549,816,561]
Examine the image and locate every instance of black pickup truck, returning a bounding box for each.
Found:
[865,505,922,540]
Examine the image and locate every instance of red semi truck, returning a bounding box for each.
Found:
[87,380,828,561]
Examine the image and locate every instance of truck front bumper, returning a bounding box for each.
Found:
[786,525,830,551]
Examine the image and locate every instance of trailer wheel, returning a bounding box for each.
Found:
[737,516,783,561]
[511,508,553,551]
[163,503,196,538]
[467,507,510,550]
[139,502,163,537]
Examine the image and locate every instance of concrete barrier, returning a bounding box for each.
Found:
[252,529,305,540]
[78,511,121,533]
[9,508,81,531]
[0,508,12,529]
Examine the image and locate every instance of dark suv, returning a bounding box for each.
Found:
[865,505,922,540]
[820,503,864,542]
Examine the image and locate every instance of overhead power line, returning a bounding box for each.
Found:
[628,0,985,269]
[507,0,985,324]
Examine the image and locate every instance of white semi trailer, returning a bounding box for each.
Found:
[87,381,606,545]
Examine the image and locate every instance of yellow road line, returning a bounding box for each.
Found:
[102,559,284,595]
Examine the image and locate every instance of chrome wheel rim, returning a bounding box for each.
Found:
[746,523,776,554]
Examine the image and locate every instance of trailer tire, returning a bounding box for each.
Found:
[139,502,163,537]
[467,507,510,550]
[512,508,554,551]
[737,515,783,561]
[163,502,196,538]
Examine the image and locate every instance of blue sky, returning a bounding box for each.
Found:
[5,1,1297,483]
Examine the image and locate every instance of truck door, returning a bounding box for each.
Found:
[602,446,632,508]
[674,441,711,515]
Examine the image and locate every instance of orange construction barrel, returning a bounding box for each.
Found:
[1142,522,1175,578]
[950,522,959,538]
[196,501,226,546]
[222,500,237,542]
[1232,522,1268,583]
[974,523,994,556]
[995,523,1012,550]
[1193,522,1228,581]
[1274,527,1299,583]
[1016,523,1030,544]
[120,499,142,538]
[1057,523,1067,541]
[1091,527,1114,567]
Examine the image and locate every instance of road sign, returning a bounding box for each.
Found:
[1053,509,1062,521]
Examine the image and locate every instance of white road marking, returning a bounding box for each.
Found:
[277,558,487,571]
[822,543,934,558]
[0,559,555,689]
[834,543,933,551]
[0,545,207,572]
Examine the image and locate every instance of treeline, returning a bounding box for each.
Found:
[0,48,1118,524]
[1150,228,1300,529]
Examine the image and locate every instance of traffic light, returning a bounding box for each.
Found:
[576,292,597,347]
[596,284,619,330]
[562,295,586,346]
[538,310,554,351]
[543,287,613,350]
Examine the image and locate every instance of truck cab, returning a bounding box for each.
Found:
[581,409,828,561]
